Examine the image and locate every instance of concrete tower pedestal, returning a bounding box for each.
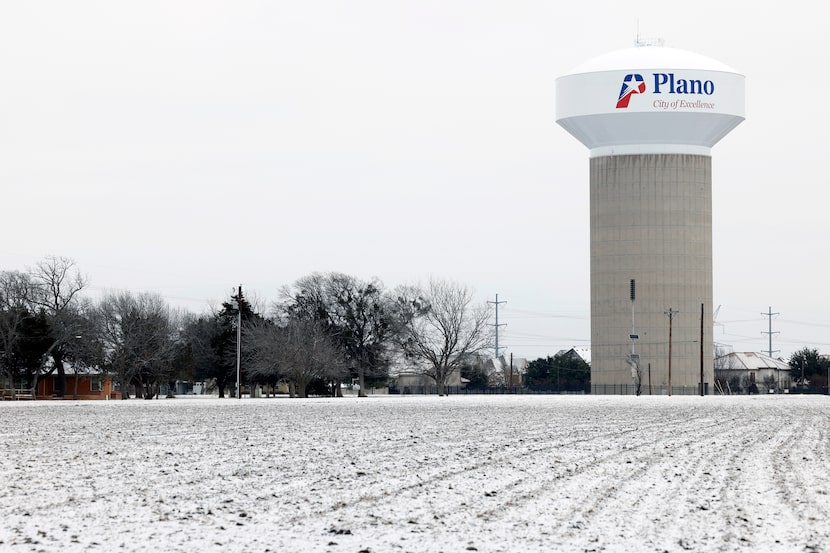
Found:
[590,154,711,394]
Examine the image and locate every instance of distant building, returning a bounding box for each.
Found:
[483,355,528,387]
[714,352,790,394]
[556,348,591,365]
[37,366,117,400]
[393,368,463,394]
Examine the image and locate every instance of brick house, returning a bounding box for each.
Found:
[37,363,118,400]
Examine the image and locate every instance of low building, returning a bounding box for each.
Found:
[483,355,528,387]
[557,347,591,365]
[37,363,118,400]
[392,368,464,394]
[714,352,791,394]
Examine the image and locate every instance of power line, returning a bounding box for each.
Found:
[778,318,830,329]
[500,307,588,320]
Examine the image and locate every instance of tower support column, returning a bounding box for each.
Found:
[589,153,713,393]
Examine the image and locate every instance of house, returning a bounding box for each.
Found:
[714,352,791,394]
[393,368,464,394]
[483,355,528,387]
[557,347,592,365]
[37,363,118,400]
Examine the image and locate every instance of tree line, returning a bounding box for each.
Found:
[1,257,494,398]
[787,348,830,391]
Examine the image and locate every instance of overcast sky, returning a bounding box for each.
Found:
[2,1,828,361]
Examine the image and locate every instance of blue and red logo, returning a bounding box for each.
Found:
[616,73,645,108]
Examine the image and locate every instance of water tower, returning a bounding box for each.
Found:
[556,44,744,394]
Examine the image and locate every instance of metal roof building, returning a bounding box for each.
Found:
[714,352,791,394]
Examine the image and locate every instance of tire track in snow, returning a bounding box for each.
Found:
[289,407,729,534]
[710,402,810,550]
[502,411,743,551]
[287,414,679,513]
[766,404,830,552]
[153,399,830,553]
[472,415,734,521]
[601,413,767,550]
[564,399,829,553]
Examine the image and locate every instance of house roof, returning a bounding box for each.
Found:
[488,356,528,372]
[716,352,790,371]
[557,347,591,365]
[43,360,105,376]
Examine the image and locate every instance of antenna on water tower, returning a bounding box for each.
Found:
[634,21,665,47]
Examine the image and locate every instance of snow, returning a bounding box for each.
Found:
[1,395,828,552]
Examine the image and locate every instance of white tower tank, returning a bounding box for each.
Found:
[556,45,744,394]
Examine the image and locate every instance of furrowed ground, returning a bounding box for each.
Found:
[1,395,828,552]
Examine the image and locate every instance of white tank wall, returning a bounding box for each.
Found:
[589,153,713,394]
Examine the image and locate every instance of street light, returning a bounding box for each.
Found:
[72,334,83,400]
[629,279,638,395]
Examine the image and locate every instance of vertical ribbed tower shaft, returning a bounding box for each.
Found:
[589,154,713,393]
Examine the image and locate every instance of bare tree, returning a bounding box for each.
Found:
[66,309,105,399]
[395,279,493,396]
[280,272,397,397]
[245,317,347,398]
[0,271,38,387]
[714,349,741,394]
[97,292,181,399]
[629,358,643,396]
[242,318,280,385]
[27,256,88,397]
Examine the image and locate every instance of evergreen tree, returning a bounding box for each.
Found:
[525,352,590,392]
[210,289,262,397]
[789,347,830,389]
[6,308,52,388]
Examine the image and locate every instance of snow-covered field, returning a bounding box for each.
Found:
[1,395,828,553]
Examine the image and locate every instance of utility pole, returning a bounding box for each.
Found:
[664,308,678,396]
[761,306,779,392]
[488,294,507,359]
[700,303,704,396]
[237,285,242,399]
[761,306,780,358]
[801,358,805,389]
